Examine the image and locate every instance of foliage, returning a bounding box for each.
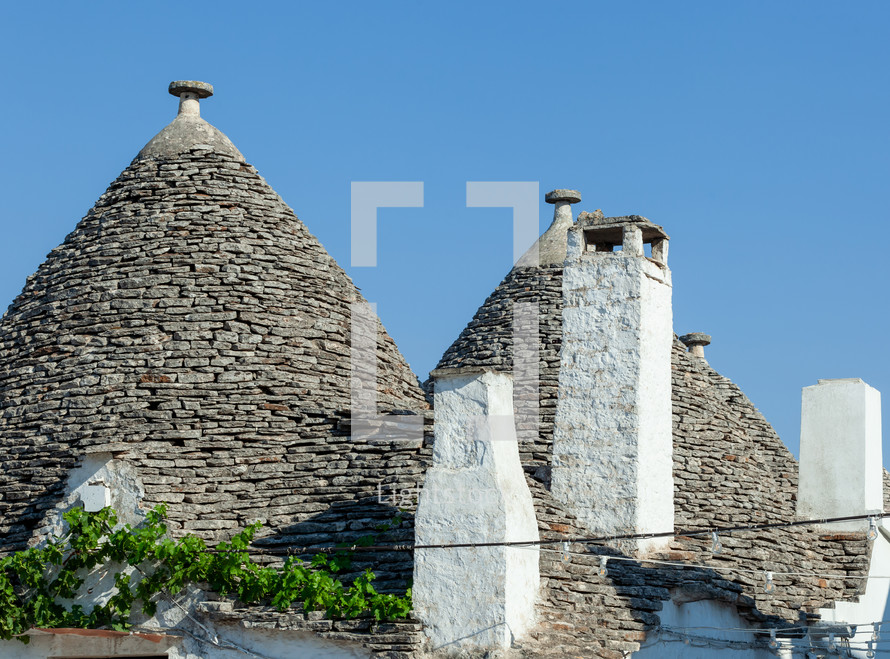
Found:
[0,505,412,643]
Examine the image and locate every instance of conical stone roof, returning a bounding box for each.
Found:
[435,207,873,653]
[434,209,595,477]
[0,82,429,575]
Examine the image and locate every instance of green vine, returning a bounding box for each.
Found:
[0,505,412,643]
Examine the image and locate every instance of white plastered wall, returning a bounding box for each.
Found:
[798,378,882,531]
[413,370,539,651]
[552,228,674,555]
[632,598,775,658]
[21,453,148,614]
[49,451,146,536]
[0,624,371,658]
[815,529,890,657]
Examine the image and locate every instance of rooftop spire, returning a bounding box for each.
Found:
[168,80,214,118]
[544,189,582,226]
[136,79,243,162]
[680,333,711,360]
[514,188,582,268]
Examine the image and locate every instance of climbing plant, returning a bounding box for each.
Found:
[0,504,412,643]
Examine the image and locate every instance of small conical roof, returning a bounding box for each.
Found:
[0,82,428,567]
[434,208,586,474]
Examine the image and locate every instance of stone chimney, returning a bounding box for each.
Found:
[797,378,883,531]
[552,214,674,555]
[413,368,539,650]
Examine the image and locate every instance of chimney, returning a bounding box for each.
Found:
[552,214,674,555]
[413,368,539,650]
[797,378,883,531]
[680,332,711,361]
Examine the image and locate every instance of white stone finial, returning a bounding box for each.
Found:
[168,80,214,118]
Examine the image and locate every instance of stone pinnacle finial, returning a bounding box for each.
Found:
[545,189,582,205]
[168,80,214,118]
[545,189,582,225]
[680,333,712,360]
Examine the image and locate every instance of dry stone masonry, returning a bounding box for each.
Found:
[0,84,883,659]
[0,84,429,598]
[435,204,876,657]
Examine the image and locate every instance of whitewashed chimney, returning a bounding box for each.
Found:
[413,368,539,650]
[552,214,674,555]
[797,378,883,531]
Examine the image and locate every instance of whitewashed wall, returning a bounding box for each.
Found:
[632,599,776,658]
[817,529,890,657]
[0,624,370,658]
[553,241,674,555]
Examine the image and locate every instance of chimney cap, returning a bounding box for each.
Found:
[680,333,711,348]
[168,80,214,99]
[545,189,581,204]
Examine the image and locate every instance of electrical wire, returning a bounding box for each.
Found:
[539,545,890,582]
[225,510,890,556]
[35,510,890,652]
[181,510,890,591]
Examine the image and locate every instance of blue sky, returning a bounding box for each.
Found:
[0,2,888,461]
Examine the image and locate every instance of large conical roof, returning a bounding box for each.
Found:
[0,82,428,575]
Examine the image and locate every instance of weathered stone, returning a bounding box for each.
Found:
[436,210,874,657]
[0,90,430,616]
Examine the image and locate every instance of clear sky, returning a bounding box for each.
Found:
[0,2,888,462]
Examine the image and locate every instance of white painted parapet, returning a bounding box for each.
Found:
[797,378,883,531]
[413,369,539,651]
[552,216,674,555]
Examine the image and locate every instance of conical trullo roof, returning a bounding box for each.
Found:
[434,206,872,651]
[0,82,428,575]
[434,207,586,478]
